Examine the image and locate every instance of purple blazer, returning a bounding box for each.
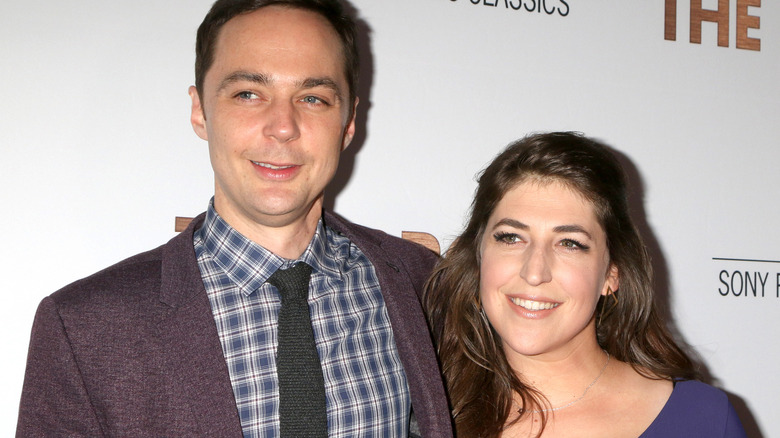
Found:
[17,211,453,437]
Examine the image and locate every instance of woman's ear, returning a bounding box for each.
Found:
[602,264,619,296]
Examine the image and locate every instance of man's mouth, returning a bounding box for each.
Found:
[252,161,295,170]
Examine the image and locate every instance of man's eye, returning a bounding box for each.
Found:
[301,96,326,105]
[236,91,258,100]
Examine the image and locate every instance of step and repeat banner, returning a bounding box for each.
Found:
[1,1,776,435]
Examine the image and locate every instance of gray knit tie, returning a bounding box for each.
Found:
[267,263,327,437]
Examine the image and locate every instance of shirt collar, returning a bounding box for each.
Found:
[198,200,341,296]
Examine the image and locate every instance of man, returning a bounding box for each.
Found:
[16,0,452,436]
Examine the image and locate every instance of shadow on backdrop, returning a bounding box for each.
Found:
[605,141,763,438]
[323,2,373,214]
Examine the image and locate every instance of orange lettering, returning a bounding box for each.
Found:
[690,0,729,47]
[736,0,761,51]
[665,0,677,41]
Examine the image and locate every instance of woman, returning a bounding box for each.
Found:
[424,132,746,437]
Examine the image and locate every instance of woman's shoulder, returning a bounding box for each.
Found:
[640,380,747,438]
[671,380,729,405]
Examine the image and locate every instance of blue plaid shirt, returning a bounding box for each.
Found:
[194,203,411,437]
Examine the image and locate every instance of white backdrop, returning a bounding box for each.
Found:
[1,1,776,436]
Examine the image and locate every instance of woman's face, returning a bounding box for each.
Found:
[479,180,618,365]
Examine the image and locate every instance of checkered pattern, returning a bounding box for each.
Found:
[194,203,411,437]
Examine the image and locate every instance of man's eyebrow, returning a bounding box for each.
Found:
[217,71,271,92]
[216,72,343,99]
[298,77,344,99]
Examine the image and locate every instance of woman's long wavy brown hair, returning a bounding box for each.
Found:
[423,132,699,437]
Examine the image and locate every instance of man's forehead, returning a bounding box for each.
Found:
[209,6,347,80]
[217,6,341,52]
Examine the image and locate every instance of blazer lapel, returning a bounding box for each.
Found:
[156,214,244,437]
[323,211,453,437]
[370,241,452,436]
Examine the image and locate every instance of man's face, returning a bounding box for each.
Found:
[189,6,357,237]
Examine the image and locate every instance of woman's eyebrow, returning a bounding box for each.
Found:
[492,218,528,230]
[553,224,592,239]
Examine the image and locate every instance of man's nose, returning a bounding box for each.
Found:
[263,99,301,144]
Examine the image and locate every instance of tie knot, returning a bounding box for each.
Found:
[267,262,312,302]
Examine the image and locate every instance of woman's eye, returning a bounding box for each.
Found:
[560,239,590,251]
[493,232,521,244]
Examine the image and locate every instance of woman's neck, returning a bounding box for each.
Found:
[510,343,610,410]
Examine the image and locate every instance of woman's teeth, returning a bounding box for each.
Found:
[510,298,559,311]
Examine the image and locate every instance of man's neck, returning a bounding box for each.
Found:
[250,216,320,260]
[214,200,323,260]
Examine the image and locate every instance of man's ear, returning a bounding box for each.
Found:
[341,97,359,151]
[188,85,208,141]
[602,264,620,296]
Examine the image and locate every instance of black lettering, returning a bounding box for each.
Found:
[777,273,780,298]
[731,271,744,296]
[452,0,569,16]
[758,272,768,297]
[719,270,730,296]
[559,0,570,16]
[746,271,757,297]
